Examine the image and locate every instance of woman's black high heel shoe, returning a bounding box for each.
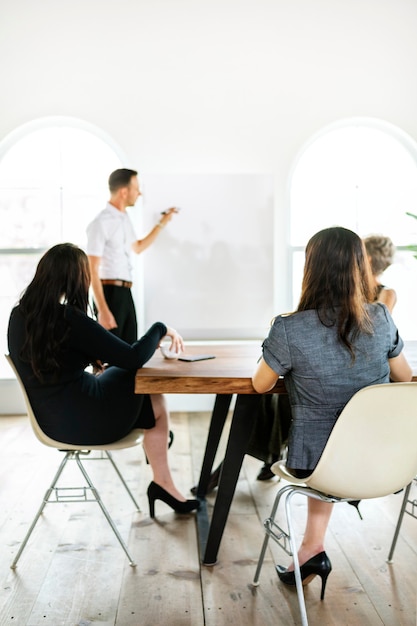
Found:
[190,461,223,496]
[147,481,200,518]
[276,551,332,600]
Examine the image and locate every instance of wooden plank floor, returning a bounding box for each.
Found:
[0,410,416,626]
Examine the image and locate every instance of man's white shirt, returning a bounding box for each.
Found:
[86,203,137,281]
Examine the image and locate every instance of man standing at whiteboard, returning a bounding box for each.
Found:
[86,168,178,343]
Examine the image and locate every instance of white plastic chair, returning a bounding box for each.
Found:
[252,382,417,626]
[6,354,143,568]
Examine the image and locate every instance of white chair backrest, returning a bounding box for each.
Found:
[5,354,143,451]
[304,382,417,499]
[5,354,70,448]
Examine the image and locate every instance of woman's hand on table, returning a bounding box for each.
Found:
[163,327,185,355]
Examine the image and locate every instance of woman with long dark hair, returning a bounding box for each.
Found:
[7,243,199,517]
[252,226,411,597]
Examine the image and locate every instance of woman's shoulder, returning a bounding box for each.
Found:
[272,310,317,325]
[8,305,23,333]
[368,301,391,317]
[367,301,399,331]
[63,305,94,326]
[269,310,322,338]
[9,305,20,319]
[378,287,397,313]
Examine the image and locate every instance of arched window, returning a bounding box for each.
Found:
[0,117,124,376]
[290,118,417,339]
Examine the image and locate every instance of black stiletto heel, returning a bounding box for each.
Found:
[168,429,174,449]
[347,500,363,519]
[276,551,332,600]
[147,481,200,518]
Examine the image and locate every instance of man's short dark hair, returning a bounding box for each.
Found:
[108,168,138,192]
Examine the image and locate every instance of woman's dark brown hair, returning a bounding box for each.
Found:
[297,227,374,358]
[19,243,91,381]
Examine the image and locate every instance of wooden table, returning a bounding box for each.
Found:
[135,343,284,565]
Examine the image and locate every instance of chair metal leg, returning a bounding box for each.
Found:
[105,450,141,511]
[253,485,311,626]
[253,485,292,585]
[11,453,71,569]
[387,482,412,562]
[74,454,136,566]
[11,451,137,568]
[285,490,309,626]
[252,531,273,587]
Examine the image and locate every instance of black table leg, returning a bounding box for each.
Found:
[196,394,233,498]
[202,393,262,565]
[195,394,233,555]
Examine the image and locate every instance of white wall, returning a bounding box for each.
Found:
[2,0,417,411]
[2,0,417,311]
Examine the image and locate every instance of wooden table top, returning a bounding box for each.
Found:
[135,340,417,395]
[135,343,286,395]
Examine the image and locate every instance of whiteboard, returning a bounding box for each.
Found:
[139,174,274,340]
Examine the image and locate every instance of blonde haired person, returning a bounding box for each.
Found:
[364,234,397,313]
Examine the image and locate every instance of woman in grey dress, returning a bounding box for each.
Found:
[252,226,412,598]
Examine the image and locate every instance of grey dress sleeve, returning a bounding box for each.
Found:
[262,315,292,376]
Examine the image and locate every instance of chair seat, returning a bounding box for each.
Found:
[35,427,144,451]
[271,460,308,485]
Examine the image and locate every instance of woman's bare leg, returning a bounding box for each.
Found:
[142,394,187,501]
[287,499,333,570]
